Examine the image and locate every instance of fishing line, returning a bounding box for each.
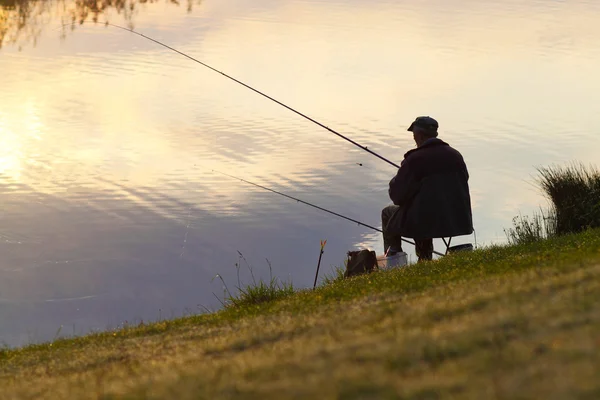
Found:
[213,170,446,257]
[64,22,400,169]
[61,23,451,257]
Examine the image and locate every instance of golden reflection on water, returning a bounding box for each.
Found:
[0,122,22,181]
[1,0,600,227]
[0,101,46,183]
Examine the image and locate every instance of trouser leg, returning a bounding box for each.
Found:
[415,238,433,262]
[381,205,403,253]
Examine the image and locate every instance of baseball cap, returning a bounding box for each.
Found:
[407,116,439,132]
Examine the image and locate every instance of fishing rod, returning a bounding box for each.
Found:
[214,170,446,257]
[70,22,401,169]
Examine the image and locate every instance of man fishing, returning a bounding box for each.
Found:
[382,116,473,262]
[73,25,466,265]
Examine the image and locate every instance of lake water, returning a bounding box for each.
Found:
[1,0,600,347]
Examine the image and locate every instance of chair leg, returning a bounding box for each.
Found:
[442,237,453,255]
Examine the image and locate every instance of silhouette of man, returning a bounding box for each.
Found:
[382,116,473,261]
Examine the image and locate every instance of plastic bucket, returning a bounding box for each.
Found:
[377,252,408,269]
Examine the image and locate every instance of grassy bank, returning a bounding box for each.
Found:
[2,230,600,399]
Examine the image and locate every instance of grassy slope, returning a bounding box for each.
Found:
[2,230,600,399]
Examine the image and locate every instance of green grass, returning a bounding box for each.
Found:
[215,253,296,309]
[2,229,600,399]
[505,210,556,245]
[321,265,346,286]
[227,277,295,309]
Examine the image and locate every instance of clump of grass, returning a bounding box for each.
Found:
[231,278,295,309]
[321,266,346,286]
[506,163,600,244]
[537,163,600,235]
[214,253,295,309]
[505,210,556,245]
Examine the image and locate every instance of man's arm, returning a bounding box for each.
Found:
[388,160,420,206]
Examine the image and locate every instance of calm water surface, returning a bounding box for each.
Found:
[1,0,600,346]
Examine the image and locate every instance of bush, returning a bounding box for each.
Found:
[506,163,600,244]
[537,163,600,235]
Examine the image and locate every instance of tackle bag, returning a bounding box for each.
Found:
[345,250,378,278]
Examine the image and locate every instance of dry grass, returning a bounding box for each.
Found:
[2,230,600,399]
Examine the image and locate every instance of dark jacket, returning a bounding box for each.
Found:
[388,138,473,239]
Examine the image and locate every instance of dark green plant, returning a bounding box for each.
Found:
[537,163,600,235]
[506,163,600,244]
